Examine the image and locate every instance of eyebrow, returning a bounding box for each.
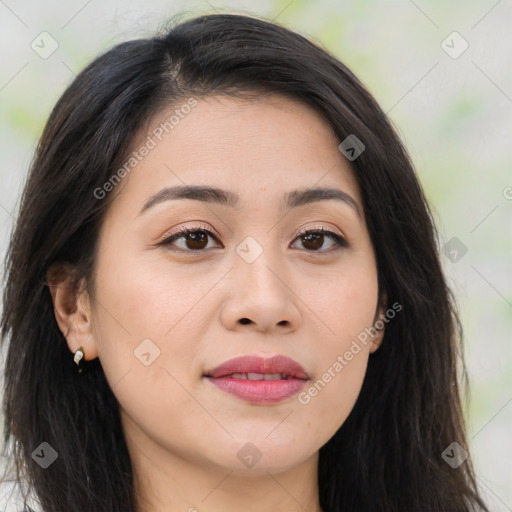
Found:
[138,185,361,217]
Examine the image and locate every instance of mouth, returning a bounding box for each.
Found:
[217,372,298,380]
[204,354,309,405]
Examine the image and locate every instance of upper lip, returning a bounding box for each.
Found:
[205,355,309,380]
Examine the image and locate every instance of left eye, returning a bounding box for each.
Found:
[158,227,347,253]
[291,228,348,252]
[159,228,221,252]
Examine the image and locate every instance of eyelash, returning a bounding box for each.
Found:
[157,224,348,255]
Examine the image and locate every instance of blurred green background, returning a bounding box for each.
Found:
[1,0,511,509]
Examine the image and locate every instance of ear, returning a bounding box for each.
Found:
[369,290,387,354]
[46,264,98,362]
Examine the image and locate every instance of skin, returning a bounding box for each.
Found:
[49,94,385,512]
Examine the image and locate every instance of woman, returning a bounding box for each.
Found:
[0,12,489,512]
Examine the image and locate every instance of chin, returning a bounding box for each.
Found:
[206,436,318,475]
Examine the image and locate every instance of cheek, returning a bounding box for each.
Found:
[301,253,379,340]
[90,239,224,409]
[294,255,377,433]
[92,237,219,353]
[89,254,214,458]
[300,343,370,439]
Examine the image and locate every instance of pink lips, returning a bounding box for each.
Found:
[204,355,309,405]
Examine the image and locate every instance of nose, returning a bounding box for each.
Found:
[219,251,302,336]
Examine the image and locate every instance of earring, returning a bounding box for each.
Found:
[74,346,85,373]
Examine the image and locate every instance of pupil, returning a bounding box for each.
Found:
[187,231,207,249]
[304,233,323,250]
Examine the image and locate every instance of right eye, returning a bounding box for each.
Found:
[158,226,223,253]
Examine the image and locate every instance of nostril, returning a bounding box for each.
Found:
[239,318,252,325]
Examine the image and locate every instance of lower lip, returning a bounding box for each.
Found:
[205,377,307,404]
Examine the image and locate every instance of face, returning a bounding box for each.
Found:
[55,94,384,478]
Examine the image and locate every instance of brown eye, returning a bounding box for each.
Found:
[301,232,324,251]
[183,231,209,250]
[291,228,348,253]
[159,226,347,254]
[159,228,221,253]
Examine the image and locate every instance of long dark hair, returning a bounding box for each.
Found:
[1,12,489,512]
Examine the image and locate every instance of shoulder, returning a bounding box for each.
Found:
[0,476,41,512]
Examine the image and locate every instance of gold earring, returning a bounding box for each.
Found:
[74,346,85,373]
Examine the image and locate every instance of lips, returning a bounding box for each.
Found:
[204,355,309,404]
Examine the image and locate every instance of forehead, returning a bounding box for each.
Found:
[109,93,362,216]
